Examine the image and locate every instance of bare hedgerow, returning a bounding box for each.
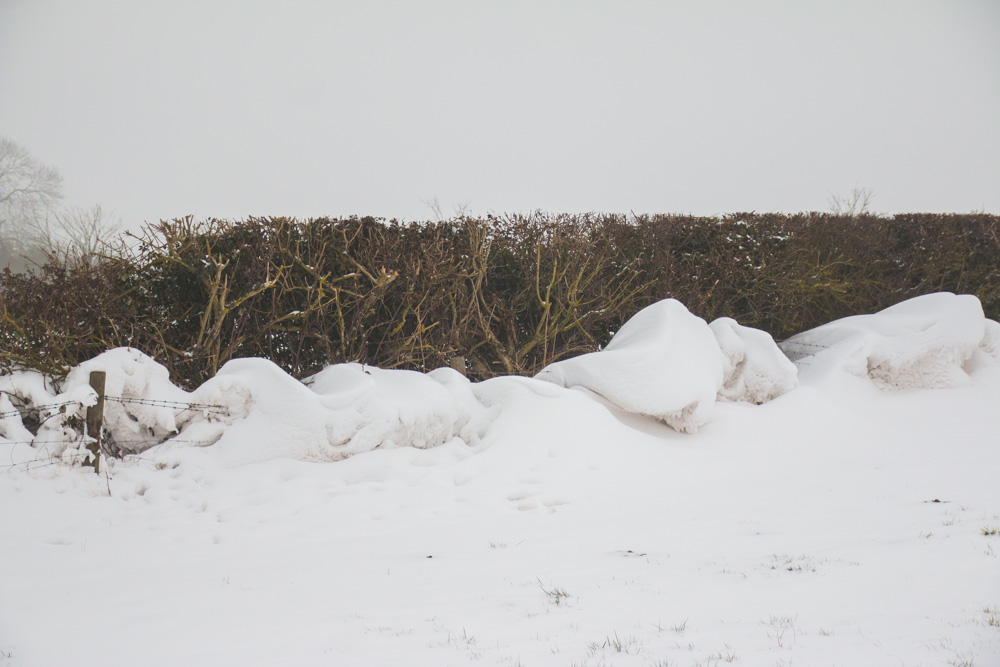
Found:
[1,212,997,386]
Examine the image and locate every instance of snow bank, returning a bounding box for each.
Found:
[533,300,797,431]
[177,360,487,465]
[0,392,35,444]
[65,348,195,452]
[21,294,991,461]
[305,363,482,457]
[0,370,60,408]
[0,369,97,457]
[0,349,491,465]
[0,348,214,459]
[535,299,725,432]
[5,315,1000,667]
[710,317,799,404]
[780,292,1000,389]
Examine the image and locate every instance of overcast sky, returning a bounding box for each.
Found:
[2,0,998,228]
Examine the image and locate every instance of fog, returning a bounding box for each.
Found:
[2,0,998,227]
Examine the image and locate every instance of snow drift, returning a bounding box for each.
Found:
[0,353,490,465]
[534,299,724,432]
[4,295,1000,667]
[67,348,196,451]
[534,299,798,432]
[179,359,493,464]
[0,369,98,460]
[711,316,799,404]
[3,293,997,464]
[780,292,1000,389]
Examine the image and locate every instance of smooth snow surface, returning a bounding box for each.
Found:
[2,293,1000,667]
[535,299,725,433]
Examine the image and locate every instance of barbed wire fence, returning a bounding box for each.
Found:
[0,396,230,426]
[0,375,229,474]
[102,395,229,417]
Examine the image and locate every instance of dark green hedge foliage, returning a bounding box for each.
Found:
[2,212,997,387]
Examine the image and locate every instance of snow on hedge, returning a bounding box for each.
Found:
[780,292,1000,389]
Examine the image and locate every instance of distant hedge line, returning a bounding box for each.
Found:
[2,212,997,388]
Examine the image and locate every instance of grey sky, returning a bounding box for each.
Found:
[2,0,998,228]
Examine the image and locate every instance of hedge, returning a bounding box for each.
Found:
[2,212,997,387]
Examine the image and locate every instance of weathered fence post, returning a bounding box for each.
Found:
[86,371,106,474]
[449,355,467,377]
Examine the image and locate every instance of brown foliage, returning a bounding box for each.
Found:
[1,212,997,387]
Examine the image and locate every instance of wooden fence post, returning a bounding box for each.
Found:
[449,355,467,377]
[86,371,106,474]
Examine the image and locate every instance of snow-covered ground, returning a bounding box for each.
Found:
[2,294,999,667]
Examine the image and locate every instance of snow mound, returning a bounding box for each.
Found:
[65,348,194,452]
[1,348,491,466]
[182,360,486,465]
[0,369,98,456]
[0,370,60,408]
[307,363,479,454]
[780,292,999,389]
[535,299,724,433]
[981,318,1000,358]
[710,317,799,404]
[0,392,35,444]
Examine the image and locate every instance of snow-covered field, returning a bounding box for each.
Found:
[2,294,999,667]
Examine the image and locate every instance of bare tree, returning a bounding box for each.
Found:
[421,195,472,222]
[33,203,123,261]
[421,195,447,222]
[0,137,123,268]
[828,186,875,216]
[0,136,64,269]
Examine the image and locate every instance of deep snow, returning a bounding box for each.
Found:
[2,294,999,666]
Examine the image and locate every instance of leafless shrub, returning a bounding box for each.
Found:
[1,212,997,386]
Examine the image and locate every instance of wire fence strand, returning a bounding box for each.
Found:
[0,392,228,420]
[102,395,228,415]
[1,392,229,469]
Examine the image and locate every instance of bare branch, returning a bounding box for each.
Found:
[828,186,874,217]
